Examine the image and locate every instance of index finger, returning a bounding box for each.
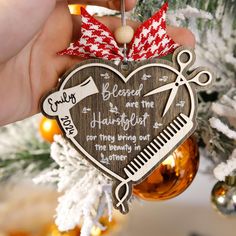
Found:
[68,0,137,11]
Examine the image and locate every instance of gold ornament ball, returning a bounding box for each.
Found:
[211,176,236,216]
[91,216,117,236]
[133,136,199,201]
[68,4,86,15]
[8,232,30,236]
[44,224,80,236]
[39,116,62,143]
[114,25,134,44]
[43,217,117,236]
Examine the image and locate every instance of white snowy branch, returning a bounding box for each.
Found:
[0,115,43,156]
[33,135,113,236]
[211,92,236,180]
[212,95,236,118]
[209,117,236,140]
[214,150,236,181]
[168,5,213,27]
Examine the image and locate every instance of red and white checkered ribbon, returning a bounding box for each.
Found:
[59,2,178,61]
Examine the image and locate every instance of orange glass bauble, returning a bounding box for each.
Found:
[8,232,30,236]
[43,224,80,236]
[68,4,86,15]
[90,216,117,236]
[39,117,62,143]
[133,136,199,201]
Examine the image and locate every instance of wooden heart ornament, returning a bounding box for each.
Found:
[41,47,213,213]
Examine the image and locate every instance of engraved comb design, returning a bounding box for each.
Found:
[115,113,193,212]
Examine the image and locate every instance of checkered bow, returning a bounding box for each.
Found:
[59,2,178,61]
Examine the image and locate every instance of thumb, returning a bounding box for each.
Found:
[0,0,56,63]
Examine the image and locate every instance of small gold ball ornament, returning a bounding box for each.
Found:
[91,216,117,236]
[39,116,62,143]
[8,231,30,236]
[133,137,199,201]
[114,25,134,44]
[68,4,86,15]
[211,175,236,216]
[44,224,80,236]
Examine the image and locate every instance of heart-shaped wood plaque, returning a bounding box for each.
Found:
[41,47,213,213]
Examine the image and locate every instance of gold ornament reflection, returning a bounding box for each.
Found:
[133,136,199,200]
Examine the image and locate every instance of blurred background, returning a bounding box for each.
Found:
[0,162,235,236]
[0,1,236,236]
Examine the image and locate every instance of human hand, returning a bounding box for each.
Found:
[0,0,195,126]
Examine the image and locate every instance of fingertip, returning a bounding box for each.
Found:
[179,28,196,48]
[167,26,196,48]
[125,0,137,11]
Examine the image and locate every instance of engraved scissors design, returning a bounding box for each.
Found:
[144,50,213,117]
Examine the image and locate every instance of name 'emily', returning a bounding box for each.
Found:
[48,92,76,112]
[102,83,143,101]
[90,112,149,131]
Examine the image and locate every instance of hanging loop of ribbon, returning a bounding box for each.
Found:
[59,2,178,62]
